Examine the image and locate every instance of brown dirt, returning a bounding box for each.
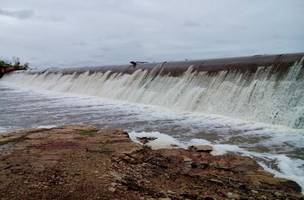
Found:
[0,125,302,200]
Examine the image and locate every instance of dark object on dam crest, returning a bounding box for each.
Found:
[39,53,304,76]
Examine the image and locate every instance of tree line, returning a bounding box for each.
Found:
[0,57,29,70]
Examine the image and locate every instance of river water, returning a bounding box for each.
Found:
[0,62,303,190]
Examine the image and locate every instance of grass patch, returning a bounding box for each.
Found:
[78,130,98,137]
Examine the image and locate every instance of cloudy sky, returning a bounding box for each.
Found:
[0,0,303,68]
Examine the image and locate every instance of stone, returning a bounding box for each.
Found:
[137,137,157,144]
[110,171,123,181]
[167,190,176,195]
[183,157,192,163]
[260,195,267,200]
[204,197,214,200]
[108,187,116,192]
[274,191,283,197]
[227,192,240,199]
[188,145,213,153]
[209,179,224,185]
[191,162,208,169]
[110,182,117,187]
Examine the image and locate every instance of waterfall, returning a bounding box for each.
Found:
[1,60,304,129]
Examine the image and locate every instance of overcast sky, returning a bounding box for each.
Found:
[0,0,303,68]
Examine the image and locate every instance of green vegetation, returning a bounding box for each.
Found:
[0,57,29,77]
[0,57,29,70]
[0,60,11,68]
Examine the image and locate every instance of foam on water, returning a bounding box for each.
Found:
[37,125,57,129]
[129,131,185,150]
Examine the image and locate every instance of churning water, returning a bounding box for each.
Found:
[0,60,303,190]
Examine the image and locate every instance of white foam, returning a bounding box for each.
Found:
[188,138,243,156]
[258,156,304,192]
[37,125,57,129]
[129,131,186,150]
[189,139,304,192]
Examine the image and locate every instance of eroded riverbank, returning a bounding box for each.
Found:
[0,125,302,200]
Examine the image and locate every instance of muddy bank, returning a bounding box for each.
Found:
[0,125,302,200]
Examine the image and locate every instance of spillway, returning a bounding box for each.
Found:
[5,53,304,129]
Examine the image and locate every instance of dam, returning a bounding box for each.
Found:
[0,53,304,190]
[17,53,304,129]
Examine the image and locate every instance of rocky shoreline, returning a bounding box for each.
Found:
[0,125,302,200]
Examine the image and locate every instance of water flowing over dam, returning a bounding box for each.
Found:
[0,53,304,189]
[6,53,304,129]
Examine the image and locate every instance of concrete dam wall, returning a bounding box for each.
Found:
[44,52,304,76]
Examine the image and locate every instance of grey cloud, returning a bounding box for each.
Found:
[36,15,66,23]
[0,0,303,68]
[0,8,34,19]
[182,21,201,28]
[72,42,88,47]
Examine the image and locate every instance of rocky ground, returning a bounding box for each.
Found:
[0,125,302,200]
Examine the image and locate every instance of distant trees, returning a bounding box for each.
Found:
[0,60,11,68]
[0,57,29,77]
[0,57,29,70]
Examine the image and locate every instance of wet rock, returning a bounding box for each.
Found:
[191,162,209,169]
[145,156,169,169]
[282,180,303,193]
[137,137,157,144]
[188,145,213,153]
